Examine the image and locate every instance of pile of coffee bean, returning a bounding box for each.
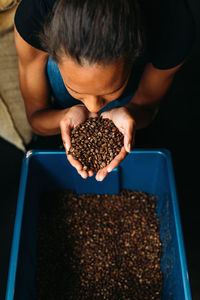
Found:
[68,117,124,172]
[36,190,163,299]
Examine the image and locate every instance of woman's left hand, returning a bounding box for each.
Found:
[95,106,136,181]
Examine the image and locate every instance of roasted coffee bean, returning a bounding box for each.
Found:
[36,190,163,299]
[68,117,124,172]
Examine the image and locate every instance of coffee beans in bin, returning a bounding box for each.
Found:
[36,190,163,299]
[68,117,124,172]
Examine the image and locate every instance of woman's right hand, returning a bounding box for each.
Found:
[60,104,99,178]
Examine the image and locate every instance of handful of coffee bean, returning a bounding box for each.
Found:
[68,117,124,172]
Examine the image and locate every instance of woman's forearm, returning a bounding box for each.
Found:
[29,107,69,136]
[125,62,181,130]
[125,91,160,130]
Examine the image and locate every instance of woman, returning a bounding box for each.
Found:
[14,0,195,180]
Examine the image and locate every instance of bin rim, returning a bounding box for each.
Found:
[5,153,29,300]
[22,147,172,159]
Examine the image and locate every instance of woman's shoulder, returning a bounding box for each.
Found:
[14,0,56,50]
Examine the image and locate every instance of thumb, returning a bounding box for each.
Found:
[60,121,71,153]
[123,123,134,153]
[124,137,131,153]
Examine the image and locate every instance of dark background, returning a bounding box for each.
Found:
[0,0,200,299]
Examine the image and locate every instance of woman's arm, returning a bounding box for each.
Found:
[15,27,100,179]
[125,61,184,130]
[14,26,69,136]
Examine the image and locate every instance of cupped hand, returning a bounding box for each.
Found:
[95,106,136,181]
[60,104,98,178]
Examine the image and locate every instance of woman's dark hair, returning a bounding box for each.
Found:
[40,0,145,65]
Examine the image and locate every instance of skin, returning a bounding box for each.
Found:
[14,26,184,181]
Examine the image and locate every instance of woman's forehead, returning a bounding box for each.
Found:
[58,57,129,95]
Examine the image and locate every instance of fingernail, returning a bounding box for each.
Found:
[127,144,131,153]
[81,174,87,179]
[65,143,69,152]
[96,175,103,181]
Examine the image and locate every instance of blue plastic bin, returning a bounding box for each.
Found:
[6,149,191,300]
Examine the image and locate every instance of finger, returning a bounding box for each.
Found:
[77,169,89,179]
[60,121,71,152]
[67,154,83,172]
[95,168,109,181]
[88,170,94,177]
[123,121,135,153]
[124,135,132,153]
[100,111,110,119]
[67,155,90,178]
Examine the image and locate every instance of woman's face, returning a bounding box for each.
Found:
[58,57,130,113]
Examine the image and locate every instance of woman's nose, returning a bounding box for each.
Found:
[84,96,106,113]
